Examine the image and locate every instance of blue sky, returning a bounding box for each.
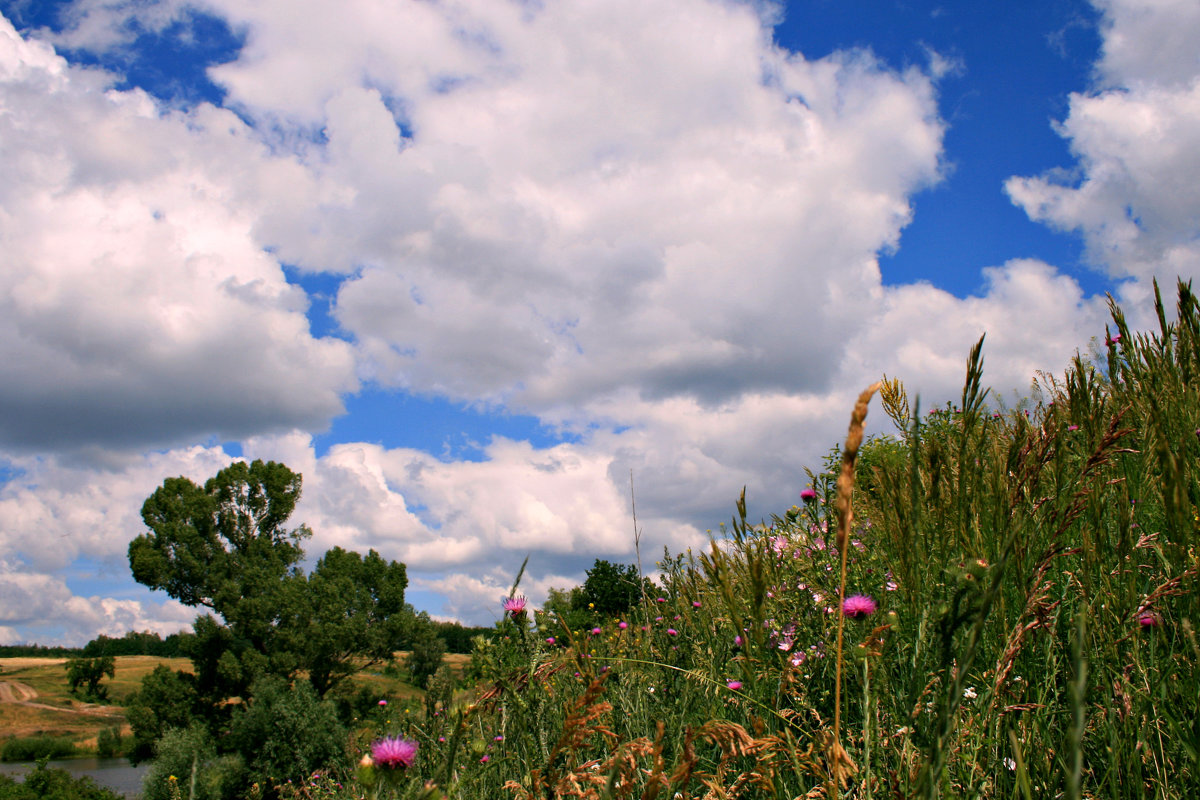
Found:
[1,0,1197,644]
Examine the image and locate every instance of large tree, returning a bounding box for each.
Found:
[128,460,409,701]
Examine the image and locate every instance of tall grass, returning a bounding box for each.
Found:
[263,284,1198,799]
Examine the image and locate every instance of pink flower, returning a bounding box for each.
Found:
[371,737,418,770]
[692,601,702,608]
[591,627,602,635]
[800,488,817,502]
[842,594,877,619]
[378,699,387,706]
[546,637,556,644]
[734,635,743,647]
[656,597,666,603]
[480,755,489,763]
[503,596,528,618]
[667,628,678,636]
[618,621,628,629]
[1067,424,1079,431]
[1138,612,1160,628]
[726,680,742,690]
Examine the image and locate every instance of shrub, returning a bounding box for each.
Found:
[0,737,74,763]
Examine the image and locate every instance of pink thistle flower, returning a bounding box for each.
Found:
[591,627,602,635]
[503,595,528,618]
[1067,424,1079,431]
[800,488,817,502]
[545,637,555,644]
[667,628,678,636]
[1138,612,1160,628]
[378,700,387,706]
[480,755,489,763]
[726,680,743,690]
[734,635,743,647]
[618,621,628,629]
[656,597,666,603]
[842,594,877,619]
[371,737,418,770]
[693,601,702,608]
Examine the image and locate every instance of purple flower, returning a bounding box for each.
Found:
[371,737,418,770]
[591,627,602,635]
[800,488,817,502]
[667,628,678,636]
[503,596,528,618]
[1138,612,1160,628]
[618,621,628,629]
[545,637,556,644]
[734,634,743,647]
[726,680,742,690]
[842,594,877,619]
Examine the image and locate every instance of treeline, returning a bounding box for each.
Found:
[0,630,190,660]
[430,620,494,653]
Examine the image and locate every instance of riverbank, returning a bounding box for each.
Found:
[0,756,149,798]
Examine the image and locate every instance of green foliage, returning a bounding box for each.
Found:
[64,655,114,701]
[140,724,243,800]
[95,727,122,759]
[227,677,347,797]
[405,617,447,689]
[124,664,199,763]
[0,762,123,800]
[82,630,188,658]
[580,559,652,615]
[0,738,74,763]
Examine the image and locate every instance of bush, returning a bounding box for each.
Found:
[141,723,242,800]
[0,737,74,763]
[0,762,123,800]
[228,676,347,795]
[95,727,121,759]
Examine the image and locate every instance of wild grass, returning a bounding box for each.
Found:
[197,284,1200,798]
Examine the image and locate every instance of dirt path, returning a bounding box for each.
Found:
[0,679,123,719]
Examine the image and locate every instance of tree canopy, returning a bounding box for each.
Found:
[127,460,409,702]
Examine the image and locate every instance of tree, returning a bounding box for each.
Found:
[127,460,411,713]
[405,614,446,689]
[65,655,115,701]
[580,559,652,615]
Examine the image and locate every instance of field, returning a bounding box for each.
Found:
[0,653,468,754]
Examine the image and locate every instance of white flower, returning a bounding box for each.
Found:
[963,686,977,699]
[1004,757,1016,771]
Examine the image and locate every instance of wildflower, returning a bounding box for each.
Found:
[789,651,805,667]
[800,488,817,502]
[667,628,678,636]
[963,686,977,700]
[494,735,504,741]
[618,621,628,629]
[734,634,743,647]
[692,600,702,608]
[371,737,418,770]
[842,594,877,619]
[726,680,743,690]
[378,699,387,706]
[1138,612,1160,628]
[591,627,602,635]
[1067,424,1079,431]
[648,686,655,693]
[480,755,489,763]
[656,597,666,603]
[503,596,528,619]
[546,637,556,644]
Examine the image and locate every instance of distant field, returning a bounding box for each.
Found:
[0,652,467,750]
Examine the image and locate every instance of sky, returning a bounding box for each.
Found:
[1,0,1198,644]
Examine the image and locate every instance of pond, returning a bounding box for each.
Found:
[0,756,149,798]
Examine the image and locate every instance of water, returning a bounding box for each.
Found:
[0,756,149,798]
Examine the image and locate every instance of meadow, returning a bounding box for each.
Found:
[320,284,1198,800]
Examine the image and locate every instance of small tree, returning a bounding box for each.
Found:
[65,655,115,701]
[406,615,446,689]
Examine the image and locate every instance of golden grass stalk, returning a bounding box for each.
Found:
[832,381,881,797]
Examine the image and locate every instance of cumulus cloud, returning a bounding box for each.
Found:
[0,0,1184,636]
[1006,0,1200,283]
[0,15,357,452]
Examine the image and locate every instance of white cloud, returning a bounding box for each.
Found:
[1006,0,1200,283]
[0,14,357,452]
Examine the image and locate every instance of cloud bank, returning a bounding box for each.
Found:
[2,0,1195,637]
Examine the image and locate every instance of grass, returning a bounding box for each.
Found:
[274,281,1199,800]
